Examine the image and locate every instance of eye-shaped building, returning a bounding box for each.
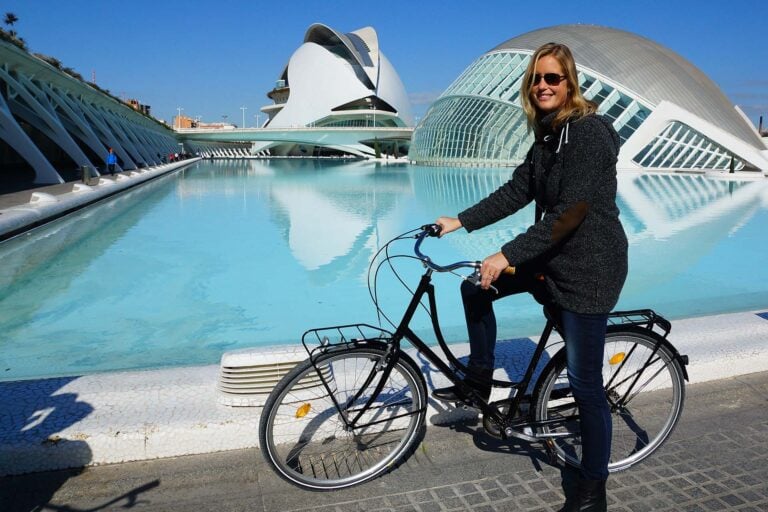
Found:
[410,24,768,172]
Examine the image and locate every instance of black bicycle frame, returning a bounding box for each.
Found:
[307,249,684,442]
[385,267,556,436]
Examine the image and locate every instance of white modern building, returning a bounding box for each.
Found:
[255,23,414,157]
[410,25,768,172]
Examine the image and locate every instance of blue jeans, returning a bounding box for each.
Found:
[461,275,611,480]
[561,309,611,480]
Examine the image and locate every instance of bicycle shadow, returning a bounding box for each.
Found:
[415,337,559,470]
[3,476,160,512]
[0,377,94,511]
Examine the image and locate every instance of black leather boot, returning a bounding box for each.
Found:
[557,466,580,511]
[432,367,493,403]
[577,478,607,511]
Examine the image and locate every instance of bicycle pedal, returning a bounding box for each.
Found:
[453,400,476,411]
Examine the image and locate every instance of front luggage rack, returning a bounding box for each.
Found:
[301,323,394,361]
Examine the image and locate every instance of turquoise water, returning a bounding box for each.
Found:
[1,159,767,381]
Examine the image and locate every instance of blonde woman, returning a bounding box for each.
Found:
[433,42,627,511]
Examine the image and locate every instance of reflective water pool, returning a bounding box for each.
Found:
[1,159,767,380]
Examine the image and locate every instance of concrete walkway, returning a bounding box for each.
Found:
[2,370,766,511]
[1,309,767,477]
[0,159,200,240]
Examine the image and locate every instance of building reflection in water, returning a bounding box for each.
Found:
[3,159,767,380]
[178,161,767,295]
[176,159,413,285]
[411,166,768,299]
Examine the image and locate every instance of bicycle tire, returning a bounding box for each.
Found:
[259,344,427,490]
[532,329,685,472]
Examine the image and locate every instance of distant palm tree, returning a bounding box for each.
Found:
[4,12,18,27]
[3,12,18,37]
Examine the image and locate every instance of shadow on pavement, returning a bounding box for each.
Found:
[0,377,93,511]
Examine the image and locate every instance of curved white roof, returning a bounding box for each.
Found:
[268,24,413,128]
[492,24,764,149]
[304,23,380,89]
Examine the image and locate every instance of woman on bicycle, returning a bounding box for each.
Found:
[433,42,627,512]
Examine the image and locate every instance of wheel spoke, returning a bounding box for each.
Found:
[533,331,685,473]
[260,347,426,489]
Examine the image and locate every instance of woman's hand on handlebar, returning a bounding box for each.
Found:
[435,216,462,237]
[480,252,512,290]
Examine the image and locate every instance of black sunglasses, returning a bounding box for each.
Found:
[533,73,567,86]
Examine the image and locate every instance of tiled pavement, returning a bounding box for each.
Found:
[2,371,766,511]
[273,424,768,512]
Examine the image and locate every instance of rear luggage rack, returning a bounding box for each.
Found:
[608,309,672,338]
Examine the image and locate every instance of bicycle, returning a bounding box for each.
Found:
[259,225,689,490]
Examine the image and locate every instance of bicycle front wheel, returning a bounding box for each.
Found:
[259,345,427,490]
[533,329,686,472]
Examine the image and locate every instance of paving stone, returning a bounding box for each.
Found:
[408,490,433,504]
[484,488,508,501]
[687,472,713,484]
[626,501,654,512]
[701,497,727,511]
[736,490,761,502]
[702,482,729,494]
[534,479,556,492]
[720,493,746,507]
[538,490,562,504]
[387,494,411,507]
[432,487,457,500]
[518,496,544,509]
[455,483,479,496]
[416,502,441,512]
[462,493,487,506]
[439,497,465,510]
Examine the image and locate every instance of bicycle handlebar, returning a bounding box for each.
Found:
[414,225,480,273]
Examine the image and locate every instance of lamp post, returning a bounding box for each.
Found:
[176,107,184,129]
[240,106,247,129]
[254,113,261,128]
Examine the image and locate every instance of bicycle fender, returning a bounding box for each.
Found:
[606,325,689,382]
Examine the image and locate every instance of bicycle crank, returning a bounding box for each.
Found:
[482,398,527,439]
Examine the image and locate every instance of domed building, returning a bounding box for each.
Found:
[258,23,413,157]
[410,25,768,172]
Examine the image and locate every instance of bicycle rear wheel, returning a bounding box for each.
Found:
[532,329,685,472]
[259,344,427,490]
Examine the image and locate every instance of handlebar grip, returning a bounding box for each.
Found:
[421,224,442,237]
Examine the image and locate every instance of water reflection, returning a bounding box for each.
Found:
[411,167,768,297]
[618,173,766,296]
[0,174,178,332]
[1,160,766,381]
[176,160,412,284]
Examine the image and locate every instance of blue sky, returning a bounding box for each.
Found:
[3,0,767,128]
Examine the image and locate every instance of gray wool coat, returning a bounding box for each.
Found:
[458,112,628,314]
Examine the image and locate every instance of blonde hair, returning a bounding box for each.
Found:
[520,42,596,134]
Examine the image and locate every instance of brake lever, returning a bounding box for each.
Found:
[464,271,499,294]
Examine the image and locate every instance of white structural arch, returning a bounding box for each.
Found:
[216,23,415,158]
[410,24,768,172]
[0,40,183,189]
